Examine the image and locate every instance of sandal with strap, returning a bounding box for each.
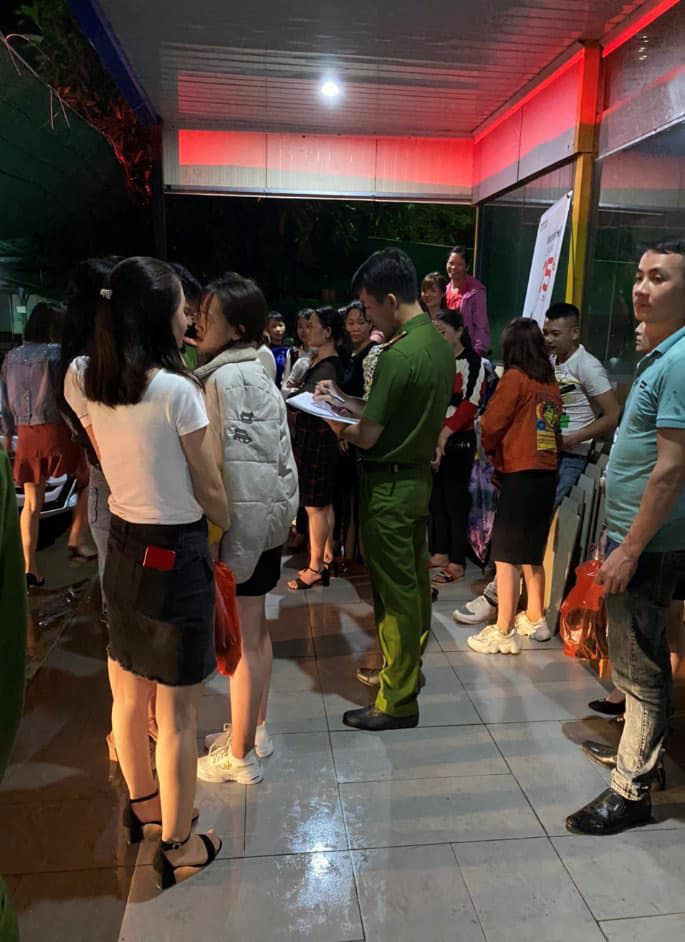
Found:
[287,566,330,591]
[153,832,222,890]
[122,789,199,844]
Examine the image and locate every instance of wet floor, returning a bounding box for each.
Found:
[3,546,685,941]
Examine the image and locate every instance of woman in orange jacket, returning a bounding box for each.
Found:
[467,318,562,655]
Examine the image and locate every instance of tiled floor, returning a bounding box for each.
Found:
[4,557,685,941]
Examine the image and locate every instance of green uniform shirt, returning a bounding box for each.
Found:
[362,312,455,463]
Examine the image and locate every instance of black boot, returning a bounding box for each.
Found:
[342,705,419,731]
[565,788,652,835]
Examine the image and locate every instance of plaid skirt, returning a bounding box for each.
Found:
[294,412,339,507]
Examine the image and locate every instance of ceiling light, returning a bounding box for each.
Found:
[320,78,342,100]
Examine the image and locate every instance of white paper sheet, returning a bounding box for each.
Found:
[286,391,360,425]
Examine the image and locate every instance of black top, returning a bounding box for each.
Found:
[341,342,377,398]
[301,355,344,393]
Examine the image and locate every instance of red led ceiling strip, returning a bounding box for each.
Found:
[602,0,681,58]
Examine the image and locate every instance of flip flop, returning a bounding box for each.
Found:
[431,568,465,586]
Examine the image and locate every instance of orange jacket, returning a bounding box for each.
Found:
[480,367,562,473]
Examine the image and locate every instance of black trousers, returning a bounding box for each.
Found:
[429,437,475,567]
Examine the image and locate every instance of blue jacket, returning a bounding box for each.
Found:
[0,343,62,436]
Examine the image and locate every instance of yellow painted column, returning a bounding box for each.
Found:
[565,153,595,308]
[565,43,601,310]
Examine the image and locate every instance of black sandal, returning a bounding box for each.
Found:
[287,566,330,591]
[26,573,45,589]
[123,789,162,844]
[153,832,222,890]
[123,788,199,843]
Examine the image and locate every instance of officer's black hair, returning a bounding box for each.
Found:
[351,248,418,304]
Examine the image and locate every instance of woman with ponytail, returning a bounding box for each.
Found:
[287,306,346,590]
[83,257,229,889]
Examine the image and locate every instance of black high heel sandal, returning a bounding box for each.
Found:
[123,789,162,844]
[122,789,200,843]
[287,566,330,591]
[26,573,45,589]
[153,832,222,890]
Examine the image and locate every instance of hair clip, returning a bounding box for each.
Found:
[100,288,112,300]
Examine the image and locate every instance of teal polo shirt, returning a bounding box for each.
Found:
[606,325,685,551]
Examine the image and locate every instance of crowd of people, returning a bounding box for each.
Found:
[1,237,684,885]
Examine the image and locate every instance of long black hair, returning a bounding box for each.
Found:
[502,317,555,384]
[24,302,63,343]
[57,257,121,414]
[85,256,195,406]
[436,309,475,355]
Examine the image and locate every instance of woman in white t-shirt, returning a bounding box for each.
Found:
[83,257,229,889]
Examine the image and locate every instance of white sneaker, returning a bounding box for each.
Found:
[197,744,263,784]
[467,624,521,655]
[452,593,497,625]
[514,612,551,642]
[203,722,274,759]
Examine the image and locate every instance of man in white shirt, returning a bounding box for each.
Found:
[453,302,619,626]
[544,302,619,498]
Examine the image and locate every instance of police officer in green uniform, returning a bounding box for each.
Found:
[317,249,454,730]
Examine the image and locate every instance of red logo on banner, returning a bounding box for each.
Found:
[539,256,556,294]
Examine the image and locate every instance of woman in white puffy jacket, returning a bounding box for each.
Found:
[194,273,298,786]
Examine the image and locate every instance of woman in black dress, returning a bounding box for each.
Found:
[288,306,345,590]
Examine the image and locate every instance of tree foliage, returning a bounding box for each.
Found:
[8,0,153,202]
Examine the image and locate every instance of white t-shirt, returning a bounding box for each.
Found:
[72,365,208,524]
[551,344,612,456]
[256,345,277,382]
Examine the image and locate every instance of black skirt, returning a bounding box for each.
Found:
[490,470,557,566]
[104,515,215,686]
[237,545,282,597]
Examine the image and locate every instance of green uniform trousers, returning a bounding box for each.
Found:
[359,465,432,717]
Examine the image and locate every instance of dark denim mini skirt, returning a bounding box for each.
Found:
[104,514,215,686]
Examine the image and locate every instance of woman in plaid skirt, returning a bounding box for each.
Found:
[288,307,346,590]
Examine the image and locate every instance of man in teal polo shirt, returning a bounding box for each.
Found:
[567,240,685,835]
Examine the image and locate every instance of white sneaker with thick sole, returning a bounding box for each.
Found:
[452,593,497,625]
[514,612,552,642]
[204,723,274,759]
[467,624,521,655]
[197,744,263,784]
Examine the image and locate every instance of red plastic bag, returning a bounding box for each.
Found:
[559,559,608,660]
[214,561,242,676]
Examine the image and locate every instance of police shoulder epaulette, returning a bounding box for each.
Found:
[379,330,408,351]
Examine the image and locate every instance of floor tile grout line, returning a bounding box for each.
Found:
[597,910,685,924]
[447,842,489,942]
[485,711,609,935]
[547,832,609,935]
[299,595,366,937]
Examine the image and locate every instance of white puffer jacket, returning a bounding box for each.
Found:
[196,347,299,583]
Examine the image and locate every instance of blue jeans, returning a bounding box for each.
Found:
[605,538,685,799]
[87,464,111,593]
[555,452,587,507]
